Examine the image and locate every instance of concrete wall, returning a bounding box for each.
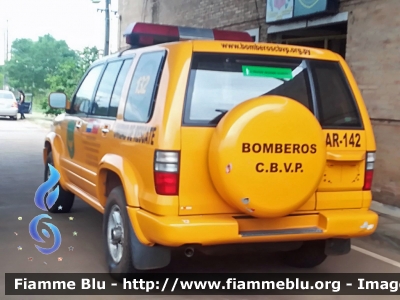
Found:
[118,0,147,48]
[118,0,400,206]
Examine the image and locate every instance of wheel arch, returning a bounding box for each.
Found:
[97,154,142,209]
[44,132,68,189]
[43,133,56,165]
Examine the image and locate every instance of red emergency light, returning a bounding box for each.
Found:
[123,22,254,48]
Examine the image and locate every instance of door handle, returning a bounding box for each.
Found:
[327,151,365,162]
[102,128,109,134]
[76,121,82,129]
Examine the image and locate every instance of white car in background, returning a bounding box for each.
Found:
[0,90,18,120]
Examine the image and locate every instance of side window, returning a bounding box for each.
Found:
[124,51,166,123]
[108,58,133,117]
[72,65,104,114]
[92,61,123,116]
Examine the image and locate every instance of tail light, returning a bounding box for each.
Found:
[363,152,375,190]
[11,101,18,108]
[154,150,180,196]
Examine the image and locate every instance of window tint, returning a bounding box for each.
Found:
[92,61,123,116]
[108,59,133,117]
[72,65,103,114]
[311,61,362,128]
[124,51,166,123]
[184,53,312,125]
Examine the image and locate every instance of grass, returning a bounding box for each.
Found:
[32,94,48,114]
[32,101,43,113]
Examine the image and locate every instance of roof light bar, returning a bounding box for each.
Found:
[123,22,253,48]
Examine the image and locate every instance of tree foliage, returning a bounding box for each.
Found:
[3,34,100,116]
[5,35,77,94]
[42,47,100,116]
[0,65,4,88]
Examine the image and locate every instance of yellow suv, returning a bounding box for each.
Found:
[45,22,378,280]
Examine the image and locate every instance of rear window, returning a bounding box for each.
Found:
[183,53,312,126]
[0,93,14,100]
[183,53,362,129]
[310,60,362,128]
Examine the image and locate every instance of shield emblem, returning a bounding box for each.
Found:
[67,121,75,159]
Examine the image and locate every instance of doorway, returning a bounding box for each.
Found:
[268,22,348,59]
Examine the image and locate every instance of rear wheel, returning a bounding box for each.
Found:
[281,240,327,268]
[45,152,75,213]
[103,186,137,281]
[10,116,16,120]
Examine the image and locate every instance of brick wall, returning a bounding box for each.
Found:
[341,0,400,206]
[118,0,267,47]
[118,0,400,207]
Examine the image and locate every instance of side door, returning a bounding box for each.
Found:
[78,58,134,199]
[60,64,105,192]
[20,93,33,114]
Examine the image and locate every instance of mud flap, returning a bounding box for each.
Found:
[129,222,171,270]
[325,238,351,256]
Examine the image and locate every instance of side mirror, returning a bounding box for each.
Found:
[48,92,67,109]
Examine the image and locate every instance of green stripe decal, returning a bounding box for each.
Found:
[242,66,293,79]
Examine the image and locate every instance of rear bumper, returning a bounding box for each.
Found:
[127,208,378,247]
[0,108,18,116]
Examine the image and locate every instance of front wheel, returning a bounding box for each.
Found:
[281,240,327,268]
[45,152,75,213]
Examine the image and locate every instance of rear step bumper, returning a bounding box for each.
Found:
[127,208,378,247]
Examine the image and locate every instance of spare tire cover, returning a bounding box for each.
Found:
[208,96,326,218]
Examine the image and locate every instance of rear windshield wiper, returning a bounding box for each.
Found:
[209,109,229,125]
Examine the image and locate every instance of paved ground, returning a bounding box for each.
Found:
[1,115,400,300]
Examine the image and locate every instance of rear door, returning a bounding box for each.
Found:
[179,53,318,215]
[179,53,369,216]
[309,60,367,210]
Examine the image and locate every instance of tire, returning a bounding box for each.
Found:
[10,116,16,120]
[45,152,75,213]
[281,240,327,268]
[103,186,137,281]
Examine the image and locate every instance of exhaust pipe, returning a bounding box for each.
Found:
[184,247,195,258]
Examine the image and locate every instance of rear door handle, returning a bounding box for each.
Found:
[327,151,365,162]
